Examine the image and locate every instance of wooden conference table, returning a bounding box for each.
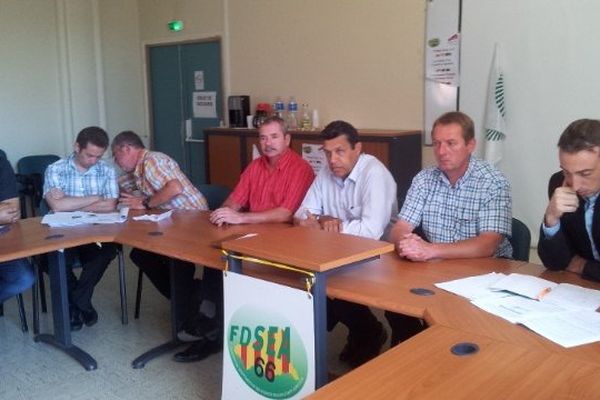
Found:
[309,255,600,399]
[0,210,391,375]
[3,211,600,397]
[0,211,292,370]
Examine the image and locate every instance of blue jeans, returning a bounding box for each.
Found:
[0,258,34,303]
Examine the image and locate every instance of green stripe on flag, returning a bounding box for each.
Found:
[495,74,505,117]
[485,128,506,141]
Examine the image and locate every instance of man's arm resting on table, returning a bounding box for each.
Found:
[212,206,292,225]
[427,232,503,259]
[45,192,103,212]
[80,198,118,212]
[146,179,183,208]
[389,219,415,250]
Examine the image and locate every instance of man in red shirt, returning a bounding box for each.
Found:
[175,116,314,362]
[209,116,314,225]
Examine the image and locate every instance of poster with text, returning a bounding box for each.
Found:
[222,272,315,400]
[301,143,326,175]
[193,91,217,118]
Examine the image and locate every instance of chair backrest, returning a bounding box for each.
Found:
[17,154,60,176]
[16,155,60,212]
[197,184,231,210]
[509,217,531,262]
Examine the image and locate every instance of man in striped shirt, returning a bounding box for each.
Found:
[112,131,208,351]
[44,126,119,331]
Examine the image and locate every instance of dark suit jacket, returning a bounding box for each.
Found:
[537,171,600,282]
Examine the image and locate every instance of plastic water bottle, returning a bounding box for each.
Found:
[300,103,312,131]
[274,97,285,119]
[286,97,298,130]
[312,109,320,129]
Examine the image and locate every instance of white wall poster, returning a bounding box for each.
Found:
[301,144,326,176]
[193,91,217,118]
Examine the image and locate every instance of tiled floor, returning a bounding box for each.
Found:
[0,250,355,400]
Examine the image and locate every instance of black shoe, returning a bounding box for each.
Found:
[70,307,83,331]
[338,336,357,363]
[80,306,98,327]
[173,338,222,363]
[182,313,220,338]
[348,324,388,368]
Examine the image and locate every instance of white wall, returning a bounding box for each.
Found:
[98,0,146,139]
[0,0,144,166]
[227,0,425,131]
[461,0,600,243]
[0,0,65,165]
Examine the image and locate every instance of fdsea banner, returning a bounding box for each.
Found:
[222,272,315,400]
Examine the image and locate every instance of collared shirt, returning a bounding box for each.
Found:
[543,192,600,261]
[295,153,397,240]
[400,156,512,258]
[229,149,314,212]
[0,151,17,202]
[118,150,207,210]
[43,153,118,199]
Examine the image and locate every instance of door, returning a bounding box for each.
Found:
[147,39,223,187]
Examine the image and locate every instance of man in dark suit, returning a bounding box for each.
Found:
[538,119,600,281]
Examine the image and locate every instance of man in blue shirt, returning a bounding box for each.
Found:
[0,151,34,304]
[538,119,600,282]
[44,127,118,331]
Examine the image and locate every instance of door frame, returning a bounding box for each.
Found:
[142,36,225,151]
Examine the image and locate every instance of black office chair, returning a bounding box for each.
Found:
[134,184,231,319]
[16,154,60,218]
[509,217,531,262]
[32,199,129,334]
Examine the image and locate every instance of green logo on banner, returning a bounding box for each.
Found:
[227,305,308,399]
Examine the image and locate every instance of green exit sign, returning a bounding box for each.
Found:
[168,20,184,32]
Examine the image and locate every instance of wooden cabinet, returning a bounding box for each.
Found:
[204,128,422,205]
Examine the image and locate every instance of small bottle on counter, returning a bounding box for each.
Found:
[311,109,320,129]
[286,97,298,130]
[300,103,312,131]
[274,97,285,119]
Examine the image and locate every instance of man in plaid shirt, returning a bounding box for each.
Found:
[386,111,512,346]
[112,131,211,361]
[44,126,118,331]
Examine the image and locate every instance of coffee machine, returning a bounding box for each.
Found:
[228,95,250,128]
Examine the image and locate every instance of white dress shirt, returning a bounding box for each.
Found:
[295,154,397,240]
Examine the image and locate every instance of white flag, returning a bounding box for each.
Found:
[483,44,506,166]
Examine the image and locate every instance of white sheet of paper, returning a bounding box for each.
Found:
[192,91,217,118]
[542,283,600,311]
[435,272,507,300]
[41,210,128,227]
[132,210,173,222]
[489,273,557,300]
[519,309,600,348]
[194,70,204,90]
[471,295,567,324]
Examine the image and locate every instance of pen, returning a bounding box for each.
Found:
[537,287,552,300]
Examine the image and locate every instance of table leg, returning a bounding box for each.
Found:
[131,258,186,369]
[313,273,328,389]
[35,250,97,371]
